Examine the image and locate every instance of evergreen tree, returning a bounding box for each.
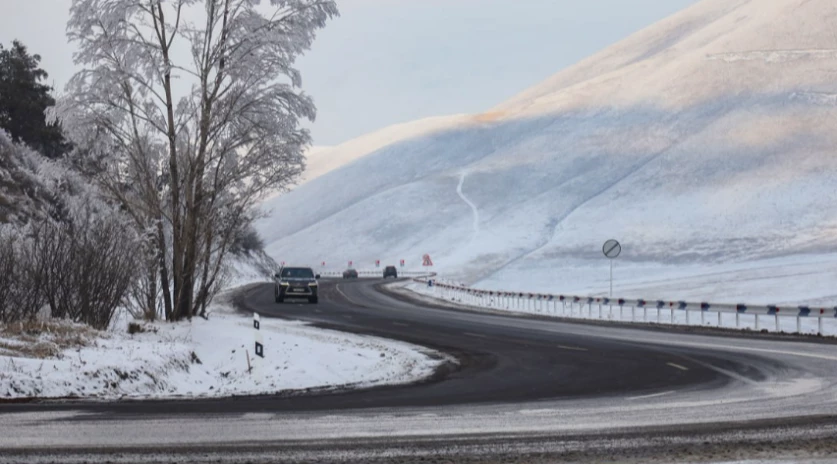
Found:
[0,40,70,159]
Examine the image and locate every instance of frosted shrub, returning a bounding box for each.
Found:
[0,226,45,323]
[33,199,139,330]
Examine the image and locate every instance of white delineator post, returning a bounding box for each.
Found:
[253,312,263,379]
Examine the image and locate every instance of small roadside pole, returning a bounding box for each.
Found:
[252,312,263,379]
[602,239,622,298]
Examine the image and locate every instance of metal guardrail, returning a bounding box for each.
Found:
[413,278,837,335]
[319,270,436,278]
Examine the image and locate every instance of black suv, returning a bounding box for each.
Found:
[275,266,320,304]
[383,265,398,279]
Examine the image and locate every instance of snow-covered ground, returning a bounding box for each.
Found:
[0,253,445,400]
[255,0,837,308]
[0,300,444,400]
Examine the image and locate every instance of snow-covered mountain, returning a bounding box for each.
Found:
[257,0,837,304]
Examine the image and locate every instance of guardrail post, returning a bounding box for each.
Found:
[796,316,801,334]
[755,314,760,331]
[717,311,721,327]
[819,316,824,335]
[643,307,647,321]
[670,307,674,322]
[619,305,623,319]
[686,309,690,325]
[598,303,603,319]
[588,302,592,318]
[700,310,704,326]
[775,313,780,332]
[736,312,740,328]
[631,306,635,321]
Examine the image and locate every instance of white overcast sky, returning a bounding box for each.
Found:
[1,0,697,146]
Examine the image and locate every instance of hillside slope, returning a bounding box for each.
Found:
[257,0,837,304]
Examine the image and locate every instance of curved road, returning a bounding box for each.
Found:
[2,279,837,462]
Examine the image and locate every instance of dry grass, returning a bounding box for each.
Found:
[0,319,101,359]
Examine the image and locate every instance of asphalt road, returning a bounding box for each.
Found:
[238,278,738,409]
[3,278,837,462]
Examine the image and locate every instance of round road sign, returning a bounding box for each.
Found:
[603,239,621,259]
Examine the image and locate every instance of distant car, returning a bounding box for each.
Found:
[343,268,359,279]
[383,265,398,279]
[274,266,320,304]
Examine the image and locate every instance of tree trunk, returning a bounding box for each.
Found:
[157,218,173,321]
[155,1,186,321]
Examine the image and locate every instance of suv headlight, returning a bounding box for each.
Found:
[309,282,318,287]
[279,281,289,286]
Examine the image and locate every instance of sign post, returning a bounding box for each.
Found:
[602,239,621,298]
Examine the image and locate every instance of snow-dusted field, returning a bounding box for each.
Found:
[476,253,837,307]
[0,300,443,400]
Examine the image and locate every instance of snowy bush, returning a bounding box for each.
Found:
[33,199,139,330]
[0,130,138,330]
[0,226,45,323]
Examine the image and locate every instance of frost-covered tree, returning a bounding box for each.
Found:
[50,0,338,321]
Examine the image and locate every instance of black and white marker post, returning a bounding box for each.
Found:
[602,239,622,298]
[253,312,263,378]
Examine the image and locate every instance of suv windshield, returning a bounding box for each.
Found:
[281,268,315,279]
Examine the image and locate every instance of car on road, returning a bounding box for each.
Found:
[274,266,320,304]
[383,265,398,279]
[342,268,359,279]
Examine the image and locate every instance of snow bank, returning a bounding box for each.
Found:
[0,304,444,400]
